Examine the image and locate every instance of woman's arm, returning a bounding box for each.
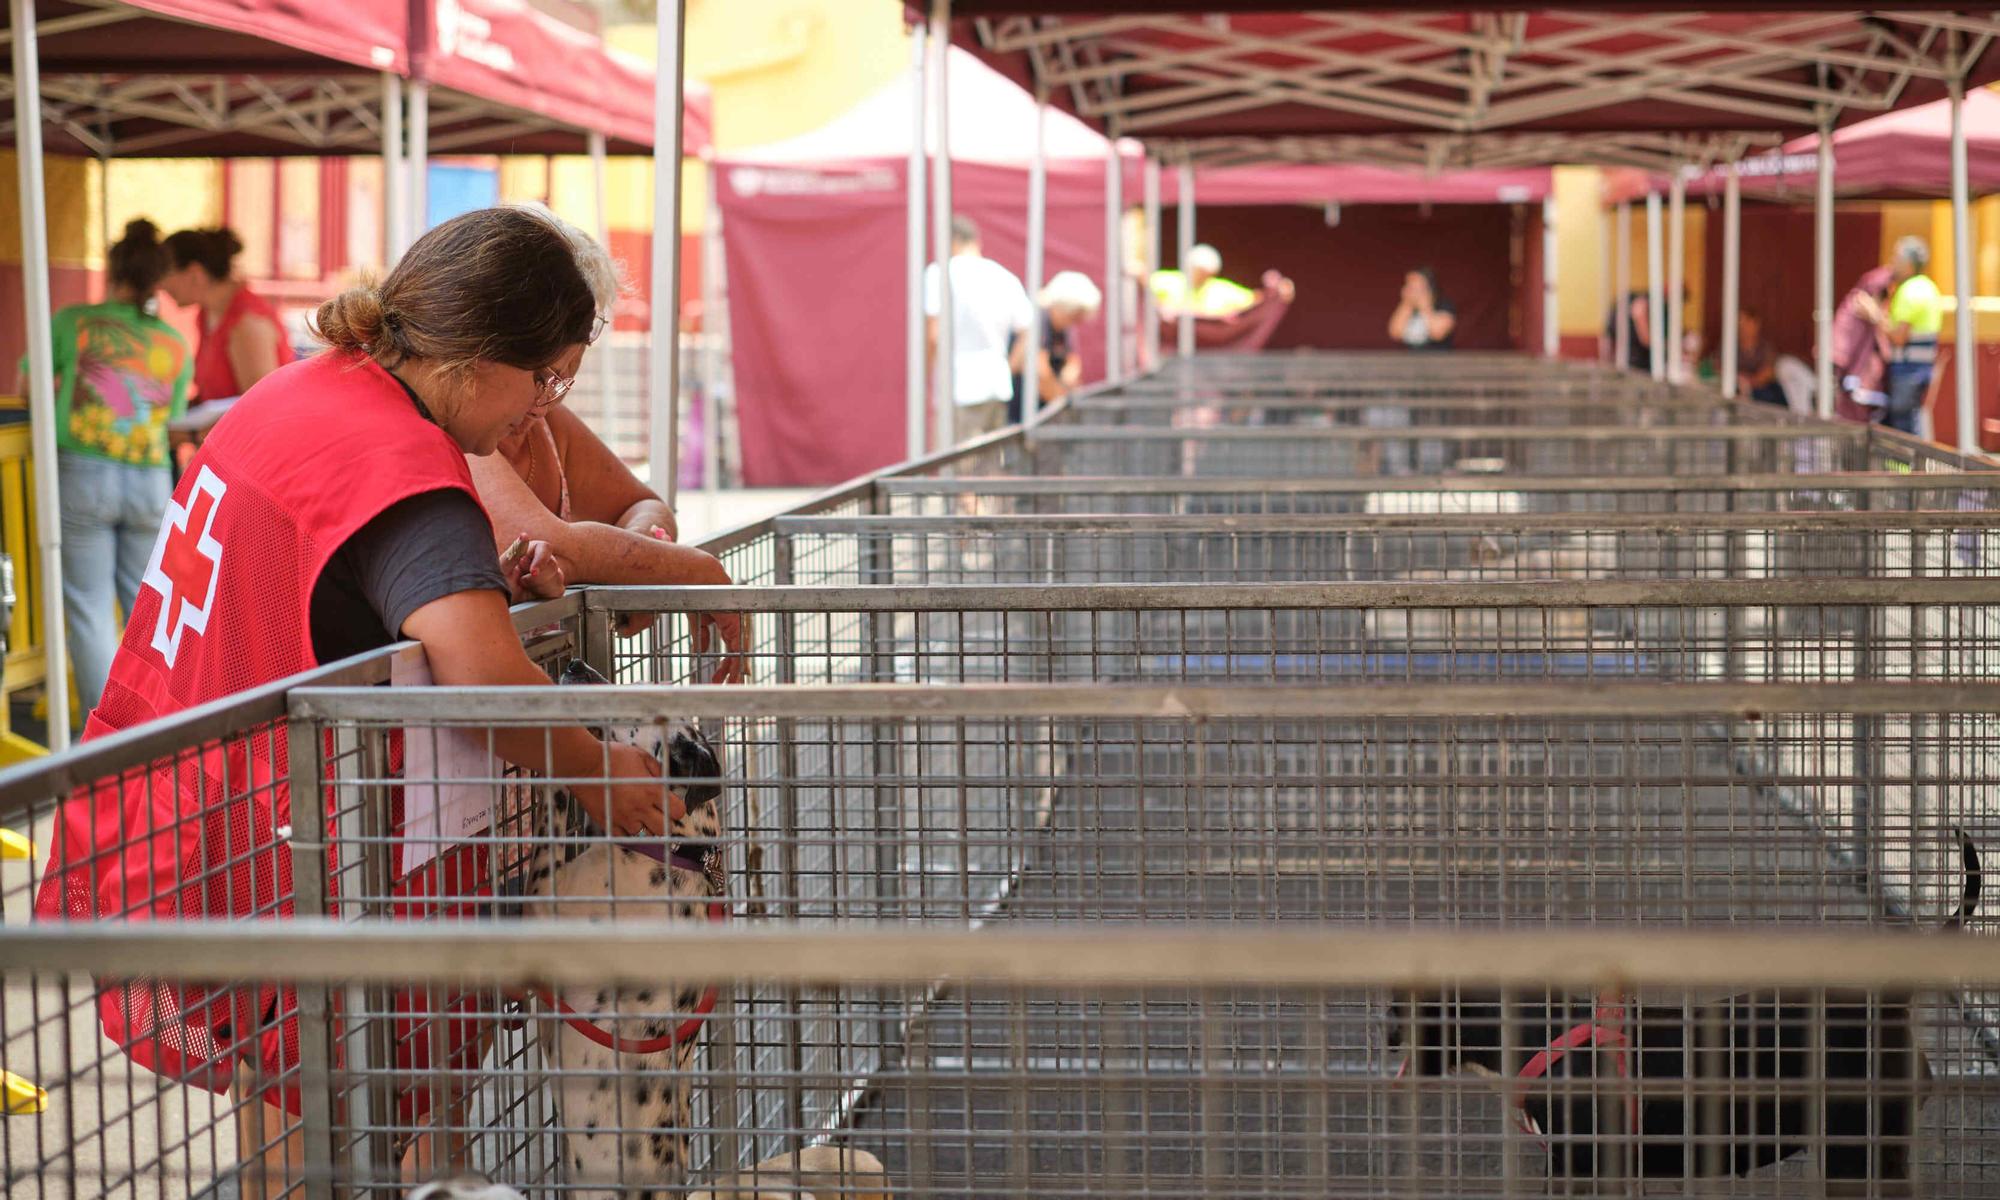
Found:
[1387,302,1414,340]
[1035,349,1064,402]
[226,316,284,394]
[1425,310,1457,342]
[467,442,745,665]
[549,408,678,540]
[401,589,681,835]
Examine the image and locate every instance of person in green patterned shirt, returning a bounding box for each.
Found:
[36,218,193,712]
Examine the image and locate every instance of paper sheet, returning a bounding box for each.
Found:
[394,650,500,874]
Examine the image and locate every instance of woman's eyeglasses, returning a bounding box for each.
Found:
[532,368,577,413]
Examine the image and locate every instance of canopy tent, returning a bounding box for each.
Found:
[716,45,1125,487]
[411,0,706,157]
[720,40,1567,485]
[918,8,2000,149]
[3,0,706,158]
[1682,89,2000,202]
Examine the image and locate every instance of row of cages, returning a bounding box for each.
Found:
[8,355,2000,1198]
[6,673,2000,1198]
[762,511,2000,586]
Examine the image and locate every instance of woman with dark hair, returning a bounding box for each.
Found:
[159,225,294,403]
[1388,268,1457,350]
[32,219,192,711]
[35,206,716,1193]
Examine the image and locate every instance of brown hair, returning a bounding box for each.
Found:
[107,219,168,308]
[311,206,595,378]
[163,226,244,279]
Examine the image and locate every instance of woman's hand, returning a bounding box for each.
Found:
[501,532,566,603]
[572,741,682,836]
[683,549,749,684]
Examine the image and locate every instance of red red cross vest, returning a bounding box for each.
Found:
[34,350,480,1094]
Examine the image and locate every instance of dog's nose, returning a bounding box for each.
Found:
[668,730,721,807]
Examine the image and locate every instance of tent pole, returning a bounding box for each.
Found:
[382,71,404,260]
[589,131,610,242]
[651,0,686,505]
[702,164,724,517]
[904,22,927,461]
[408,82,429,239]
[1176,159,1194,359]
[588,129,617,474]
[1021,89,1047,424]
[1613,201,1630,371]
[1541,192,1558,360]
[1952,75,1977,453]
[1814,119,1836,419]
[11,0,68,751]
[928,0,954,451]
[1645,191,1665,383]
[1721,160,1741,399]
[1103,136,1122,385]
[1667,170,1685,383]
[1142,155,1160,372]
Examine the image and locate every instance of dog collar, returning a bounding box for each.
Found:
[618,840,725,895]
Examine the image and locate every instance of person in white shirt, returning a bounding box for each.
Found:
[925,215,1032,441]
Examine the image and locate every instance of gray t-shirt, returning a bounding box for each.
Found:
[308,488,507,664]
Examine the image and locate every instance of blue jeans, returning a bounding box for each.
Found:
[58,452,171,714]
[1883,362,1933,435]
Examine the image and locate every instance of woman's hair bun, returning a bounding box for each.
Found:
[219,227,245,257]
[121,219,160,246]
[311,286,387,353]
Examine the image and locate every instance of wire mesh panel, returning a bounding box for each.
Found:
[1063,397,1786,429]
[263,682,2000,1199]
[772,512,2000,586]
[1024,426,1869,479]
[878,474,2000,518]
[12,920,1999,1200]
[592,580,2000,690]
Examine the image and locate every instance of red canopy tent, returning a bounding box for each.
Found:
[1684,89,2000,202]
[716,47,1123,486]
[411,0,707,157]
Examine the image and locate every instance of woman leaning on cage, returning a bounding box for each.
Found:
[31,205,725,1193]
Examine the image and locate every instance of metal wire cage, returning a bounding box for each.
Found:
[11,917,1997,1200]
[53,680,1991,1199]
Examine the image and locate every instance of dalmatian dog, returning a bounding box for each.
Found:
[515,660,726,1198]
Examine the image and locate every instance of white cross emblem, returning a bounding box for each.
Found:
[140,464,228,668]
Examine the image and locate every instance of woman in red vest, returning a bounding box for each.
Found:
[36,206,685,1191]
[159,226,296,405]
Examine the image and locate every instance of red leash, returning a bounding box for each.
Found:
[1394,994,1641,1145]
[1510,996,1639,1144]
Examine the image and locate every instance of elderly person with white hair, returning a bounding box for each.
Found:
[465,204,743,656]
[1150,243,1261,319]
[1009,270,1103,421]
[1854,235,1945,435]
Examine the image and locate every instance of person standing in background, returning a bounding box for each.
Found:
[1856,237,1944,435]
[31,219,192,714]
[160,226,294,407]
[925,215,1033,442]
[1388,268,1458,350]
[1151,243,1260,319]
[1010,271,1103,423]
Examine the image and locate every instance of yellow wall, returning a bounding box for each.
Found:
[0,152,104,268]
[672,0,909,153]
[1552,166,1604,339]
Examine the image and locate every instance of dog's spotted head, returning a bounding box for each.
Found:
[559,660,723,843]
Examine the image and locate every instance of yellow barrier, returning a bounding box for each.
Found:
[0,411,49,762]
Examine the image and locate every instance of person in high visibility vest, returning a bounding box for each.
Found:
[1856,236,1944,435]
[1151,244,1261,319]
